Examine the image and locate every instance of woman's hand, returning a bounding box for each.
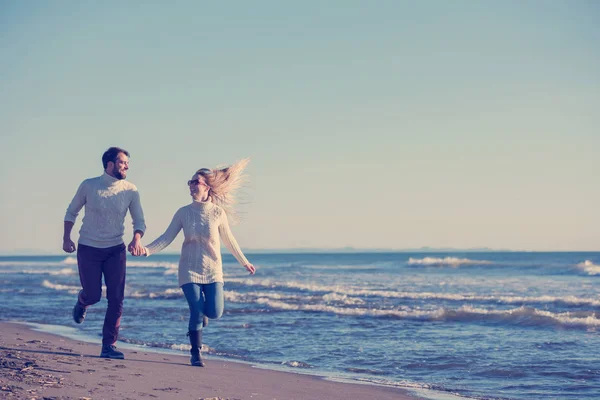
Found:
[244,263,256,275]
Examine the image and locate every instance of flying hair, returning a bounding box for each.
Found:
[197,158,250,224]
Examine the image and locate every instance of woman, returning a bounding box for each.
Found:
[142,159,256,367]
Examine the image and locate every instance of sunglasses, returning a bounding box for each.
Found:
[187,179,209,187]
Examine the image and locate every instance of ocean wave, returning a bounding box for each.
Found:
[126,260,179,270]
[577,260,600,275]
[301,264,381,271]
[225,290,365,306]
[0,267,75,276]
[407,257,493,267]
[439,305,600,328]
[347,290,600,307]
[119,337,211,353]
[321,292,365,305]
[247,297,600,328]
[0,288,26,293]
[0,257,176,271]
[21,268,76,276]
[225,291,302,302]
[282,360,313,368]
[41,280,83,294]
[226,278,600,307]
[227,277,347,293]
[119,337,250,360]
[350,377,434,391]
[0,258,77,268]
[129,288,182,299]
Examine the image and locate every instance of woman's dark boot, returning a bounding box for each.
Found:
[187,330,205,367]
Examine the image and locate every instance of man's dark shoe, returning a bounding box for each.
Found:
[100,345,125,359]
[72,302,86,324]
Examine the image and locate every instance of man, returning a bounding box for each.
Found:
[63,147,146,359]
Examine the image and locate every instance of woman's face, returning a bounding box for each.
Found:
[187,173,210,199]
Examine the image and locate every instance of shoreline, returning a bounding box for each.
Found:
[0,321,425,400]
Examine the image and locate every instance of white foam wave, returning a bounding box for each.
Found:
[41,280,83,294]
[282,360,313,368]
[22,268,76,276]
[224,290,365,306]
[349,290,600,307]
[40,281,181,300]
[0,259,77,268]
[126,260,179,269]
[170,343,212,352]
[408,257,493,267]
[225,291,301,302]
[250,298,600,328]
[321,292,365,305]
[226,278,600,307]
[170,343,192,351]
[129,288,182,299]
[302,264,380,271]
[441,305,600,328]
[577,260,600,275]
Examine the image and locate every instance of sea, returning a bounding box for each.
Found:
[1,251,600,400]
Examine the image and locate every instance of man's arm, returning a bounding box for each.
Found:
[63,221,76,253]
[128,190,146,256]
[63,182,86,253]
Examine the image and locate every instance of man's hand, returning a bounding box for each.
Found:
[128,237,144,256]
[244,263,256,275]
[63,239,76,253]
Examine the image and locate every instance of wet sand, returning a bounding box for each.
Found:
[0,321,422,400]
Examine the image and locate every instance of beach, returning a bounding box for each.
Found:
[0,322,420,400]
[2,252,600,399]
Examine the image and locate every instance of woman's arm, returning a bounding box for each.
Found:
[144,209,183,256]
[218,212,255,274]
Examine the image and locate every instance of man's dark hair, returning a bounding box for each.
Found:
[102,147,130,169]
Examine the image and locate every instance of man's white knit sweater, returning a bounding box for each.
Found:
[144,200,249,287]
[65,172,146,248]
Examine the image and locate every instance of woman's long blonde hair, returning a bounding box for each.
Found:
[197,158,250,223]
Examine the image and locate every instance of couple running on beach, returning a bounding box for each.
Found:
[62,146,256,367]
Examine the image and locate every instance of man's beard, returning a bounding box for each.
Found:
[114,170,126,180]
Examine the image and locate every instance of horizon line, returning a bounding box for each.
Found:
[1,247,599,256]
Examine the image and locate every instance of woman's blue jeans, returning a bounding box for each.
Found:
[181,282,224,331]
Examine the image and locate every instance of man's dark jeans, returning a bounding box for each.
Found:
[76,243,126,346]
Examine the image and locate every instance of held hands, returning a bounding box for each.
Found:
[244,263,256,275]
[128,237,145,256]
[62,239,76,253]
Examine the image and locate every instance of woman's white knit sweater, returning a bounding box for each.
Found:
[144,200,249,286]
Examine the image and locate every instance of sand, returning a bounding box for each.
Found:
[0,322,422,400]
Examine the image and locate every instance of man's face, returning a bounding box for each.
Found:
[109,153,129,180]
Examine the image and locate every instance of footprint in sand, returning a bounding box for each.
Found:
[152,387,181,392]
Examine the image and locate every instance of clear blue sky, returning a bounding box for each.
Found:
[1,1,598,254]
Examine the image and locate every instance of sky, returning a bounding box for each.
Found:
[1,1,599,254]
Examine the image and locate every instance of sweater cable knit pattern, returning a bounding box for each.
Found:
[65,172,146,248]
